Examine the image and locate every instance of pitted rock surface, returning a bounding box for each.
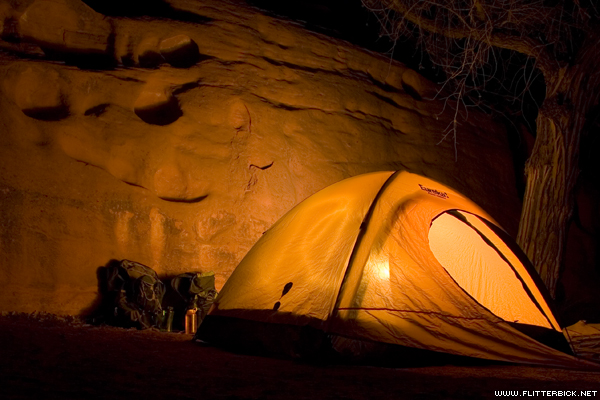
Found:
[0,0,521,315]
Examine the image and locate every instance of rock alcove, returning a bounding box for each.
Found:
[0,0,523,315]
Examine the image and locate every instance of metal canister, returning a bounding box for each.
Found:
[157,309,167,330]
[184,307,198,334]
[164,306,174,332]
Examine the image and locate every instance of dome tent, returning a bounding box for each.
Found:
[197,171,586,367]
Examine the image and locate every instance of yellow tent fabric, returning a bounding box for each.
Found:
[199,171,590,368]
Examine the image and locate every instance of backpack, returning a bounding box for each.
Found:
[171,271,218,322]
[106,259,166,329]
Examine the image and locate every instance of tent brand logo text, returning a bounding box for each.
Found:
[418,184,449,199]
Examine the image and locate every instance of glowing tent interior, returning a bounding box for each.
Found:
[197,171,586,367]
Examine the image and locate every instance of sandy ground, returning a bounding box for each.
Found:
[1,313,599,400]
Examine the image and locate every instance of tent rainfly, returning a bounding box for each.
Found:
[197,171,591,368]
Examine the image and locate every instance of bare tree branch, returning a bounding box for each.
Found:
[362,0,600,296]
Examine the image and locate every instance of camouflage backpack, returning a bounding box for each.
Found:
[171,271,218,322]
[106,259,166,329]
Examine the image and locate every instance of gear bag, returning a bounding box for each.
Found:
[171,271,218,324]
[106,259,166,329]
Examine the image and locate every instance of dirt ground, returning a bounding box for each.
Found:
[1,313,599,400]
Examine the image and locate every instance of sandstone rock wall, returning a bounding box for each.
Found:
[0,0,521,315]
